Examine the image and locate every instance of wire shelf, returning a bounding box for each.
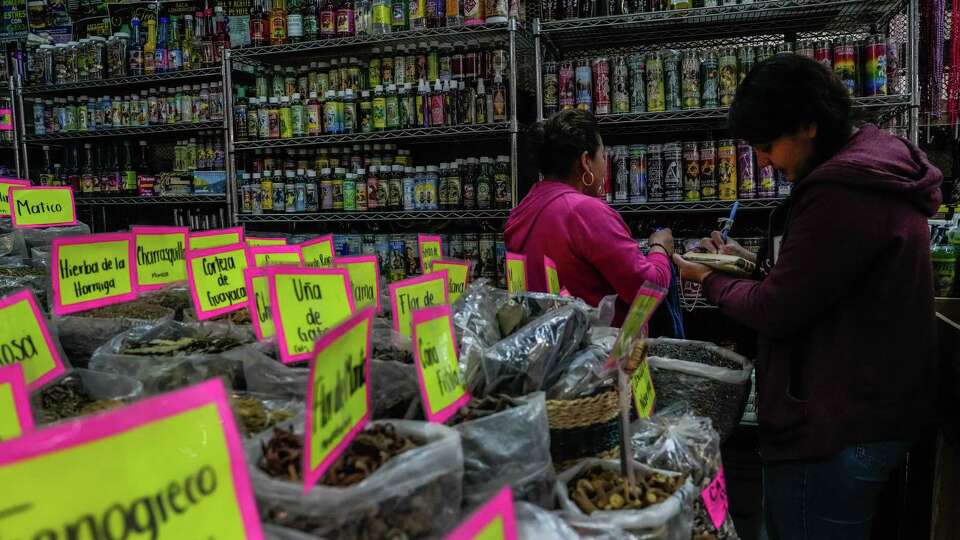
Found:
[22,68,224,96]
[25,121,225,143]
[75,195,227,206]
[232,123,513,150]
[590,94,911,134]
[538,0,906,50]
[235,209,511,222]
[612,198,783,214]
[232,22,518,62]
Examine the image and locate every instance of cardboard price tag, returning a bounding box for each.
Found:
[246,237,288,247]
[544,255,560,295]
[445,486,519,540]
[268,267,355,364]
[412,305,470,423]
[132,226,188,290]
[0,379,264,539]
[418,234,443,273]
[388,272,449,338]
[0,364,34,441]
[609,283,667,368]
[701,466,730,529]
[185,244,249,321]
[303,308,374,492]
[506,253,528,294]
[0,178,29,216]
[52,233,137,316]
[301,235,335,268]
[335,255,382,311]
[246,245,303,268]
[245,268,274,340]
[0,290,67,390]
[189,227,245,250]
[630,357,656,419]
[9,186,78,228]
[429,259,471,304]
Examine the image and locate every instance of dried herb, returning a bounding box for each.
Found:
[120,335,251,356]
[141,289,193,316]
[373,342,414,364]
[231,395,295,435]
[569,465,686,514]
[36,377,122,423]
[450,394,519,424]
[0,266,45,277]
[258,423,420,486]
[75,301,172,321]
[210,309,252,325]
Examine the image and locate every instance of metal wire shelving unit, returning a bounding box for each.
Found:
[232,123,512,150]
[23,121,224,143]
[612,197,782,214]
[225,18,535,228]
[235,208,510,223]
[20,67,223,96]
[74,194,227,206]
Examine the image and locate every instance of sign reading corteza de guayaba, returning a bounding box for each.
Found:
[185,243,249,320]
[0,379,264,539]
[51,233,137,316]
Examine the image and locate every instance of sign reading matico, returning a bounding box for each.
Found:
[52,233,137,316]
[0,379,264,539]
[132,226,188,290]
[9,186,78,228]
[268,266,355,364]
[389,271,449,337]
[186,244,249,320]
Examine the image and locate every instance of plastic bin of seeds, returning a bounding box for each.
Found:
[32,368,143,425]
[54,300,175,367]
[89,320,258,395]
[247,419,464,539]
[646,338,753,442]
[557,458,695,540]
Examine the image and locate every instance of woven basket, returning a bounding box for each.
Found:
[546,387,620,469]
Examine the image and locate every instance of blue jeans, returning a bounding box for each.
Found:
[762,441,911,540]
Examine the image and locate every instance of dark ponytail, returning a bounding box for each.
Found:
[530,109,602,179]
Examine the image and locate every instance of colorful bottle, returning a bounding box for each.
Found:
[337,0,356,36]
[250,0,268,46]
[271,0,289,45]
[129,17,144,76]
[143,16,157,75]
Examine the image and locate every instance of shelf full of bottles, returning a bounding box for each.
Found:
[225,6,533,225]
[531,0,917,215]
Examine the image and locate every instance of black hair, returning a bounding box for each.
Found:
[529,109,603,179]
[728,53,853,165]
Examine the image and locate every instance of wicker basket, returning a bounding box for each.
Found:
[546,387,620,470]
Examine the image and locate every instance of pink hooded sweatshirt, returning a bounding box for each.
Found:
[503,181,672,326]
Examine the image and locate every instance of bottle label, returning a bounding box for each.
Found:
[430,94,444,125]
[337,9,354,34]
[303,15,318,36]
[372,98,386,129]
[392,1,406,24]
[287,14,303,37]
[250,19,265,42]
[271,15,287,40]
[128,50,143,73]
[372,3,391,25]
[320,12,336,34]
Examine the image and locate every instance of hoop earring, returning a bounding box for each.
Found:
[580,171,596,187]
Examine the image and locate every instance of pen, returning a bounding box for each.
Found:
[721,201,739,242]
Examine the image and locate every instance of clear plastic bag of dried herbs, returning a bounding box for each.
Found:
[632,404,740,540]
[88,320,258,395]
[0,257,50,310]
[53,300,176,368]
[451,392,556,510]
[0,230,27,258]
[19,221,91,250]
[31,368,143,425]
[556,458,696,540]
[514,501,582,539]
[247,419,464,539]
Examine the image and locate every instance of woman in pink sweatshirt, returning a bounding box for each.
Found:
[503,110,674,326]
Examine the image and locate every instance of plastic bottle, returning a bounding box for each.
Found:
[144,16,157,74]
[250,0,268,46]
[129,17,144,76]
[324,90,340,134]
[271,0,289,44]
[343,89,357,133]
[372,85,387,131]
[371,0,391,34]
[417,79,430,127]
[430,79,445,126]
[409,0,427,29]
[320,0,336,37]
[290,93,305,136]
[492,74,506,122]
[385,84,399,129]
[337,0,356,36]
[343,172,357,211]
[307,92,321,135]
[303,0,319,40]
[169,17,183,71]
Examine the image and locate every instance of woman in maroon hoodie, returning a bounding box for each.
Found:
[675,54,943,540]
[504,110,674,326]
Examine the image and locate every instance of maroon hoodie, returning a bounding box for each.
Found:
[703,125,943,461]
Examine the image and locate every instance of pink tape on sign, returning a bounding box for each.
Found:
[445,485,518,540]
[701,466,729,530]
